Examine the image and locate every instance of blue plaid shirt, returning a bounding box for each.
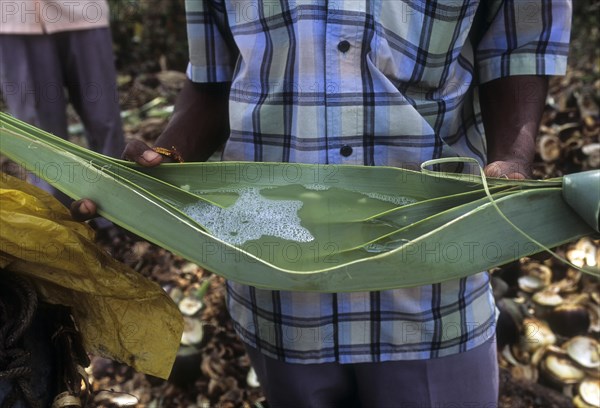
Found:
[185,0,571,363]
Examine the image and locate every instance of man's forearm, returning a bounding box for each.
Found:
[156,79,231,162]
[480,75,549,177]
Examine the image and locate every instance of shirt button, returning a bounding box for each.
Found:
[337,40,351,53]
[340,145,353,157]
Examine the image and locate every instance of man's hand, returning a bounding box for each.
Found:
[69,79,231,222]
[70,198,98,222]
[70,140,166,220]
[480,75,549,181]
[483,161,529,179]
[480,75,551,259]
[122,140,167,166]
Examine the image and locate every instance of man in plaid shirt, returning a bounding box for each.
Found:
[75,0,572,405]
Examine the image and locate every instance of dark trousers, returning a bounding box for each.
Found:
[246,336,499,408]
[0,28,125,205]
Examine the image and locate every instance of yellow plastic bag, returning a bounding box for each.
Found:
[0,173,183,379]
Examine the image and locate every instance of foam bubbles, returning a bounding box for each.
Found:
[365,193,417,206]
[303,184,330,191]
[183,187,314,245]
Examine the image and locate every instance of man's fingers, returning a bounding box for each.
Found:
[72,140,168,222]
[503,172,526,180]
[70,198,98,221]
[121,140,163,166]
[483,161,530,180]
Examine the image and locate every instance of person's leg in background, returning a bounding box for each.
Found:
[0,34,71,205]
[59,28,125,158]
[58,28,125,230]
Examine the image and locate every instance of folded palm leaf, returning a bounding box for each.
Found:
[1,113,598,292]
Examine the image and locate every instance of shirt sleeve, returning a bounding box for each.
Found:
[185,0,238,83]
[475,0,572,84]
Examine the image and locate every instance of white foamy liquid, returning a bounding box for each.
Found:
[183,187,314,245]
[303,184,330,191]
[365,193,417,206]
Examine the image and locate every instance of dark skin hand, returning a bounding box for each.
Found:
[131,80,231,164]
[71,79,231,220]
[71,75,549,220]
[480,75,549,179]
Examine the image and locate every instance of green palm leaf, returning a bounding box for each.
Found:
[1,112,597,292]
